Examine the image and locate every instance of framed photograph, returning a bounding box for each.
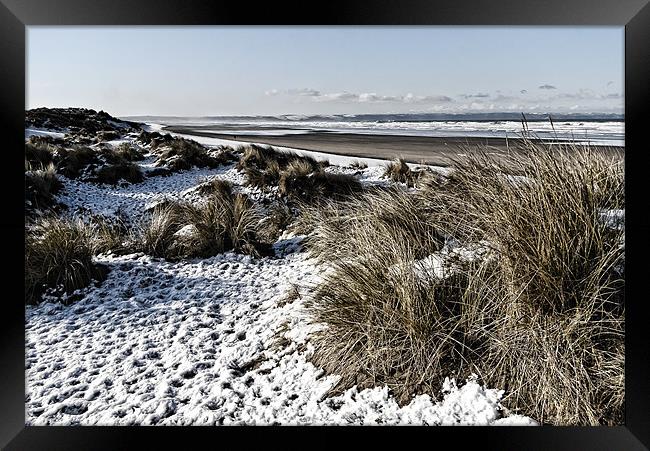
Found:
[2,0,649,448]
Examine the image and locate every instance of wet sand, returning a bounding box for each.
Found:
[168,126,624,167]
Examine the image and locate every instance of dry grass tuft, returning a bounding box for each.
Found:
[423,144,625,425]
[56,145,100,179]
[153,138,236,172]
[384,158,414,186]
[93,162,144,185]
[306,142,624,425]
[26,139,146,186]
[195,178,234,197]
[237,144,321,172]
[349,160,368,170]
[258,199,296,244]
[279,168,363,202]
[177,190,264,258]
[137,184,267,259]
[25,217,109,305]
[25,138,58,166]
[236,144,332,194]
[383,158,430,187]
[25,162,63,213]
[114,142,145,162]
[87,215,133,256]
[137,202,187,260]
[242,160,283,190]
[298,186,444,264]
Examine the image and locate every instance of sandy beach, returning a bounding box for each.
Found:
[167,126,623,166]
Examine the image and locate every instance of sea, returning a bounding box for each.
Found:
[123,113,625,147]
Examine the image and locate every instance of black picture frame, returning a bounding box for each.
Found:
[2,0,649,448]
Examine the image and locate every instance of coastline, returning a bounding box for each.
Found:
[167,126,624,166]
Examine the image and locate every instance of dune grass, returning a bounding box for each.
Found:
[279,168,363,201]
[114,143,145,162]
[382,158,416,187]
[25,162,63,213]
[237,145,322,188]
[25,217,109,305]
[424,144,625,425]
[153,138,237,172]
[138,202,187,260]
[383,158,433,188]
[178,190,264,258]
[56,145,100,179]
[237,144,361,201]
[304,142,624,425]
[138,181,267,259]
[25,137,58,167]
[26,137,148,186]
[93,162,144,185]
[237,144,322,173]
[257,198,296,244]
[298,186,444,264]
[194,178,234,197]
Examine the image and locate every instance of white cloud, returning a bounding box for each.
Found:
[279,88,453,104]
[459,92,490,99]
[358,93,399,102]
[287,88,322,97]
[403,93,453,104]
[267,86,622,113]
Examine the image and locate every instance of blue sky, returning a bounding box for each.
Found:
[27,27,624,116]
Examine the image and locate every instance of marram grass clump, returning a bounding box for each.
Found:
[383,158,424,187]
[25,162,63,213]
[25,217,110,305]
[137,180,267,259]
[305,142,624,425]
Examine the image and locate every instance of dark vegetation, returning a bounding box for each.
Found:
[137,131,238,173]
[237,144,361,201]
[25,162,64,215]
[383,158,430,187]
[24,136,145,188]
[137,180,269,260]
[301,142,625,425]
[25,217,111,305]
[26,107,141,135]
[349,160,368,170]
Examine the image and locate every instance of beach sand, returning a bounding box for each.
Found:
[168,126,624,167]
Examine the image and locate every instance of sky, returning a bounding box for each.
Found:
[27,27,624,117]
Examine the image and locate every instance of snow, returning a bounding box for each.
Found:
[57,157,245,221]
[599,209,625,230]
[103,138,131,147]
[25,126,538,426]
[25,128,66,139]
[26,250,535,425]
[142,123,166,133]
[389,240,491,283]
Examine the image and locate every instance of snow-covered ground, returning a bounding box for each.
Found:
[57,158,245,220]
[25,128,66,139]
[25,125,537,425]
